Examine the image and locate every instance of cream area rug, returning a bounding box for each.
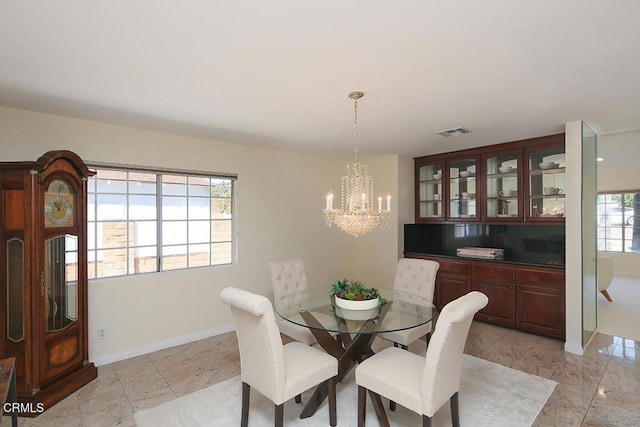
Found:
[134,354,556,427]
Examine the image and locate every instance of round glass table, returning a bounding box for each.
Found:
[275,287,437,423]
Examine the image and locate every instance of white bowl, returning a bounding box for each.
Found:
[539,162,554,169]
[432,173,441,180]
[498,166,513,173]
[459,171,471,178]
[334,296,379,310]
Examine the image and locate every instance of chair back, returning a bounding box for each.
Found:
[421,291,488,416]
[393,258,439,301]
[220,287,286,403]
[269,259,308,303]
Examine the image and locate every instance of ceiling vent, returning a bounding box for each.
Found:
[435,127,471,137]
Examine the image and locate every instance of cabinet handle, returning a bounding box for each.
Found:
[40,271,45,296]
[536,275,542,280]
[490,269,495,273]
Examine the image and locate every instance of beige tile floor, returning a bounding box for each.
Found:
[2,322,638,426]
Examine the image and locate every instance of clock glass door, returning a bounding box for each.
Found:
[45,234,79,332]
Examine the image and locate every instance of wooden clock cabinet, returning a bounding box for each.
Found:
[0,150,97,415]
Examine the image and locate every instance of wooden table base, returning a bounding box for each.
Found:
[298,302,393,425]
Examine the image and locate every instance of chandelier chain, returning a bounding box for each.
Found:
[353,96,359,164]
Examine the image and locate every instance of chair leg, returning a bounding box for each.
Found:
[450,392,460,427]
[401,344,408,350]
[357,386,367,427]
[328,377,337,427]
[295,394,301,403]
[601,289,613,302]
[390,400,396,411]
[422,414,432,427]
[241,382,250,427]
[275,403,284,427]
[425,331,431,346]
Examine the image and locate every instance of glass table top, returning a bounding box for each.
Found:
[275,287,437,335]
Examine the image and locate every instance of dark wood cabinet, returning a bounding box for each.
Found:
[0,151,97,415]
[405,254,565,339]
[515,267,565,339]
[414,133,565,224]
[471,263,516,327]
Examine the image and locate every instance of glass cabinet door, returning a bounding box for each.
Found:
[485,152,521,220]
[45,234,79,332]
[417,160,444,220]
[448,157,477,219]
[527,145,566,220]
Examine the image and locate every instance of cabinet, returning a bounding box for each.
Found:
[525,141,566,221]
[515,267,565,339]
[0,151,97,415]
[483,148,523,221]
[415,158,444,220]
[405,254,565,339]
[471,263,516,327]
[414,133,565,224]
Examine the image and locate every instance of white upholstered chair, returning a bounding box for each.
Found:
[269,259,317,345]
[377,258,440,350]
[220,287,338,427]
[355,291,488,427]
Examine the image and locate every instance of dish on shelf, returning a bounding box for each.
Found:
[539,162,560,170]
[496,214,517,217]
[498,166,513,173]
[538,213,564,217]
[432,173,442,180]
[459,171,474,178]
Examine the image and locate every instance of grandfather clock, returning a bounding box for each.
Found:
[0,150,97,415]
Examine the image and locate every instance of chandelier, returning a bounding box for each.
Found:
[322,91,392,237]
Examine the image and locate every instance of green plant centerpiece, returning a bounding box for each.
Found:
[330,279,387,310]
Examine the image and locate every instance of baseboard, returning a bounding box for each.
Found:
[91,324,236,366]
[564,341,584,355]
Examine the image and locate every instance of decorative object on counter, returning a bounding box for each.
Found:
[330,278,386,309]
[457,247,504,260]
[323,91,392,237]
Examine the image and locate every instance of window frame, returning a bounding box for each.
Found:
[86,163,237,279]
[597,191,639,253]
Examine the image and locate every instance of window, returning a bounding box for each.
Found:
[597,192,640,253]
[87,167,235,279]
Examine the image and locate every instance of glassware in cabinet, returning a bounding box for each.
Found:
[527,144,566,220]
[485,152,521,220]
[417,160,444,219]
[448,157,477,219]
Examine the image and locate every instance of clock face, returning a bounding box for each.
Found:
[44,179,75,228]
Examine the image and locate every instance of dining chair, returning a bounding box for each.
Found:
[355,291,488,427]
[377,258,440,350]
[269,259,317,345]
[220,287,338,427]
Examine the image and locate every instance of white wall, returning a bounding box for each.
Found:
[564,121,583,354]
[0,106,400,365]
[597,129,640,277]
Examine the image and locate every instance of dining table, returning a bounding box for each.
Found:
[275,287,437,425]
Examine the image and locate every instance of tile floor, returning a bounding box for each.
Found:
[2,322,639,426]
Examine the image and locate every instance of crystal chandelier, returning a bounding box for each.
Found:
[322,91,392,237]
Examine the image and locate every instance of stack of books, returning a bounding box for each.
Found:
[456,247,504,260]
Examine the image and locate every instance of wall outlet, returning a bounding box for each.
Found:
[97,328,106,340]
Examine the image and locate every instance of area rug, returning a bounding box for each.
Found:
[134,354,556,427]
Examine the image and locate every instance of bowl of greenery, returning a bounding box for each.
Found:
[330,279,386,310]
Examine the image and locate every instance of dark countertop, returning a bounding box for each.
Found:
[404,251,566,270]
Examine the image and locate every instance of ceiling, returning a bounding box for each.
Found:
[1,1,640,158]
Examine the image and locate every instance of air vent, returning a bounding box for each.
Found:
[435,127,471,137]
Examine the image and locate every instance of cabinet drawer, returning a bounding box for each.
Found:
[516,268,564,287]
[473,264,515,281]
[438,260,471,276]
